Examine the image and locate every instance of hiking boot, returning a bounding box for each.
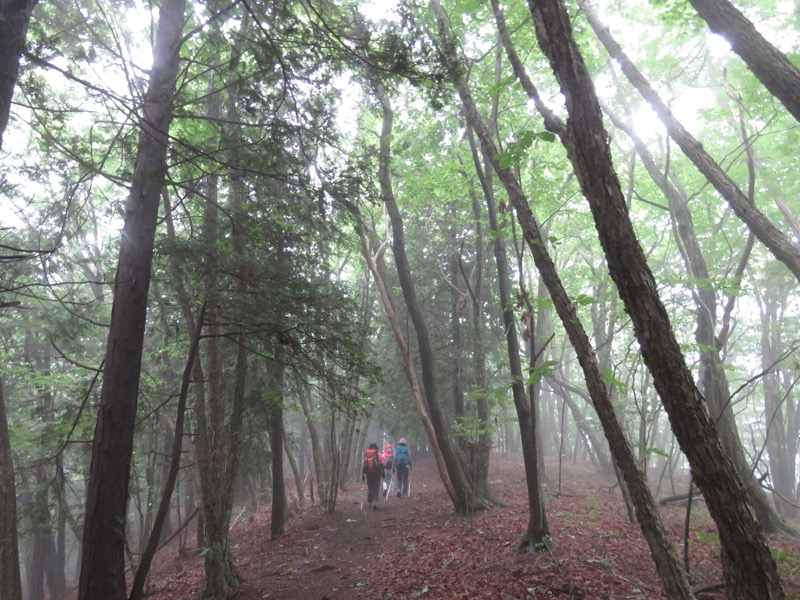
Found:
[396,491,400,498]
[372,503,377,510]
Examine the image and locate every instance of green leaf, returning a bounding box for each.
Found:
[648,446,670,458]
[493,151,514,169]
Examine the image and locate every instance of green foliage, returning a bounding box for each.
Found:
[602,369,626,395]
[772,548,800,573]
[452,414,493,441]
[695,530,720,545]
[2,0,799,586]
[526,360,559,385]
[494,129,557,169]
[533,534,553,551]
[650,0,705,33]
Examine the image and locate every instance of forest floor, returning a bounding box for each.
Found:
[140,452,800,600]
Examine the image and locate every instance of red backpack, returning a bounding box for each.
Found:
[383,444,394,459]
[363,448,381,475]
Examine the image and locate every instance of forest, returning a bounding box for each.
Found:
[0,0,799,598]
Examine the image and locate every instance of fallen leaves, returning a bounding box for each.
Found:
[138,455,800,600]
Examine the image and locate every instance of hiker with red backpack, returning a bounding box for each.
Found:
[361,442,385,509]
[394,438,411,498]
[382,442,395,497]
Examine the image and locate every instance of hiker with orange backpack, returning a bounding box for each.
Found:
[361,442,385,509]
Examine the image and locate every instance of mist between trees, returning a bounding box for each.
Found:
[0,0,798,598]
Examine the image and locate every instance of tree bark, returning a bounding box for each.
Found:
[603,100,785,533]
[267,352,287,539]
[77,0,185,596]
[0,0,38,149]
[0,373,21,600]
[527,0,784,596]
[687,0,800,123]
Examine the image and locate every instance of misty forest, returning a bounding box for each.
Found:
[1,0,799,598]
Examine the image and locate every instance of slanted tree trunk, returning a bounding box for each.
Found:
[602,99,785,534]
[686,0,800,122]
[366,75,480,513]
[0,0,38,149]
[527,0,783,596]
[77,0,185,596]
[435,2,695,597]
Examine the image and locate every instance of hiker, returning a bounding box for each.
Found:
[382,442,395,495]
[394,438,411,498]
[361,442,385,509]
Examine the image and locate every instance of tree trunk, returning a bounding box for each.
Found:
[77,0,185,596]
[526,0,784,596]
[0,373,21,600]
[603,100,785,533]
[759,287,798,518]
[448,227,466,430]
[0,0,38,149]
[465,173,491,500]
[28,464,60,600]
[196,330,248,598]
[296,379,328,504]
[267,353,287,539]
[687,0,800,122]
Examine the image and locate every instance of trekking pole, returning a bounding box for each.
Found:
[407,475,411,498]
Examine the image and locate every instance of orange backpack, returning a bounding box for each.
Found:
[363,448,381,475]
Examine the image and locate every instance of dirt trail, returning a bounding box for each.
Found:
[237,453,449,599]
[147,451,451,600]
